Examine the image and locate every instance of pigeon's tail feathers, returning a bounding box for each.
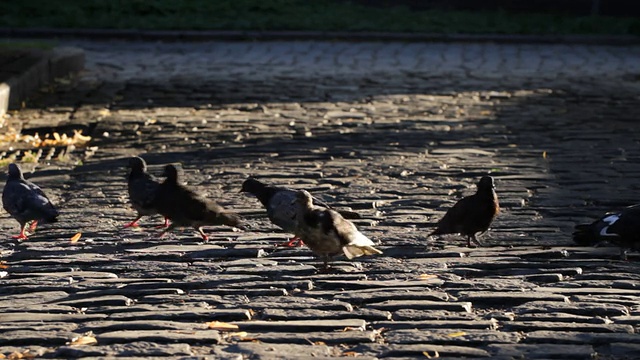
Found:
[342,244,383,259]
[220,211,244,228]
[342,231,382,259]
[572,224,599,246]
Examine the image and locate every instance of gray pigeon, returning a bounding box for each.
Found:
[241,177,357,247]
[153,164,243,241]
[573,204,640,259]
[2,163,59,239]
[292,190,382,270]
[125,156,169,229]
[429,176,499,247]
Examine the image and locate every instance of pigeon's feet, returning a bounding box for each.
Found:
[28,221,38,232]
[277,237,304,247]
[123,220,140,228]
[12,232,28,240]
[155,217,170,229]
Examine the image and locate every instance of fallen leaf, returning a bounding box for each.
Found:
[224,331,249,340]
[343,351,360,357]
[423,350,440,358]
[342,326,362,332]
[70,233,82,243]
[542,151,547,159]
[418,274,437,280]
[69,335,97,346]
[446,331,467,337]
[313,341,326,345]
[8,350,36,359]
[0,261,8,269]
[206,321,239,331]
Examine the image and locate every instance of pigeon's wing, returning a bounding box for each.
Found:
[7,180,58,221]
[324,209,382,258]
[432,196,473,234]
[608,205,640,244]
[129,173,161,209]
[266,190,298,232]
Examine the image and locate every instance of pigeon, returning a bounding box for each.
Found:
[429,176,499,247]
[125,156,169,229]
[153,164,243,241]
[292,189,382,270]
[573,204,640,259]
[241,177,337,247]
[2,163,59,239]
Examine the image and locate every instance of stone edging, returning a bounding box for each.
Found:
[1,28,639,45]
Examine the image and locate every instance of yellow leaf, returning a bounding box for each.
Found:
[343,351,360,357]
[0,261,8,270]
[7,350,35,359]
[70,233,82,243]
[342,327,362,332]
[0,353,5,359]
[418,274,437,280]
[313,341,326,345]
[446,331,467,337]
[69,335,97,346]
[423,350,440,358]
[542,151,547,159]
[225,331,249,340]
[206,321,239,331]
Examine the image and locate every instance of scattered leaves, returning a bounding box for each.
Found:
[0,128,92,149]
[7,350,36,359]
[446,331,467,337]
[206,321,239,331]
[70,232,82,243]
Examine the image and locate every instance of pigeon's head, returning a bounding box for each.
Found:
[7,163,24,180]
[162,164,180,183]
[240,177,263,194]
[128,156,147,172]
[477,176,495,191]
[294,190,314,208]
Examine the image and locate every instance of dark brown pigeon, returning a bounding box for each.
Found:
[241,177,337,247]
[573,204,640,259]
[293,189,382,270]
[153,164,243,241]
[2,163,58,239]
[125,156,169,229]
[429,176,499,247]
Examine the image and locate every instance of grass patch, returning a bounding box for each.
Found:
[1,0,639,35]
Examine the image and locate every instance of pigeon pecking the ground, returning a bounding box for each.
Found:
[292,189,382,270]
[2,163,59,240]
[429,176,500,247]
[125,156,169,229]
[153,164,243,241]
[241,177,339,247]
[573,204,640,259]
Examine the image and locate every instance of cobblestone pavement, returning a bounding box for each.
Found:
[1,39,640,359]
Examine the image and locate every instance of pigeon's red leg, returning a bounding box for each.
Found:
[277,236,304,247]
[12,224,29,240]
[155,217,170,229]
[124,215,142,228]
[197,227,209,242]
[28,220,38,232]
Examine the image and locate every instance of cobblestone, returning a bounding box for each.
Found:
[1,38,640,358]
